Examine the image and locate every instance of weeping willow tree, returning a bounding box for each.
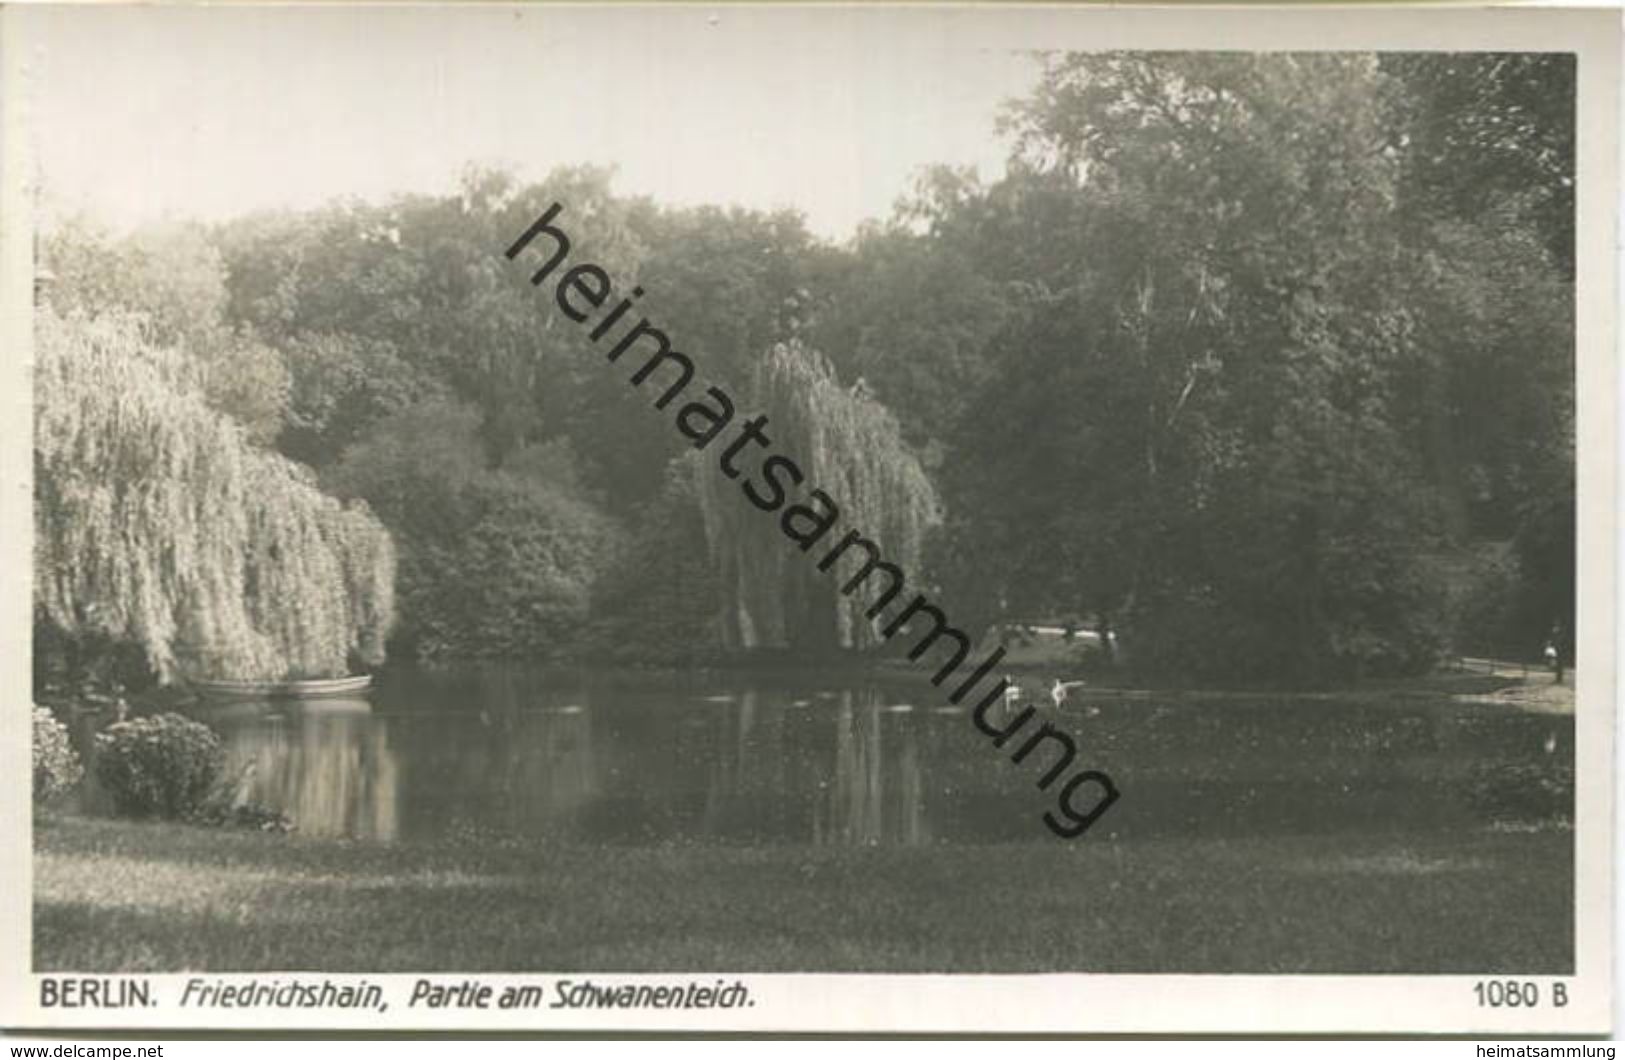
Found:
[696,340,939,654]
[35,309,396,683]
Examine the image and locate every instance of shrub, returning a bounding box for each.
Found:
[32,706,83,801]
[94,713,223,818]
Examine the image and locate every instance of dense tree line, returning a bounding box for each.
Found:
[39,52,1573,684]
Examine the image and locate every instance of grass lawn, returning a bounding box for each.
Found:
[34,813,1571,974]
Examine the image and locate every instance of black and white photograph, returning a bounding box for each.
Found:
[1,2,1616,1036]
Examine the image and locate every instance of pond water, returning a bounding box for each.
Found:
[87,665,1571,847]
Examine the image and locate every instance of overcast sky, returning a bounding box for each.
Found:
[18,6,1044,242]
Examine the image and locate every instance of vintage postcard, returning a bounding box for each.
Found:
[0,1,1616,1036]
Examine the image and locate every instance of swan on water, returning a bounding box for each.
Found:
[1050,678,1088,706]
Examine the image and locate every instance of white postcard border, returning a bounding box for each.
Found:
[0,2,1615,1036]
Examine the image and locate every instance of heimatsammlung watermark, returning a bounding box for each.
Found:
[504,203,1120,838]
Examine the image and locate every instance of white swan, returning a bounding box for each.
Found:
[1050,678,1089,707]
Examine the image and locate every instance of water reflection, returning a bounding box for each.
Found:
[216,702,400,840]
[166,666,1572,848]
[815,692,929,846]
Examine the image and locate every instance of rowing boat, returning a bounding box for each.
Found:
[190,674,374,700]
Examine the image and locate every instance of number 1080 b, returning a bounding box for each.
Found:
[1474,981,1568,1008]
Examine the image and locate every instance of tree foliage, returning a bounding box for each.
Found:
[586,462,723,667]
[1382,53,1575,274]
[44,221,292,442]
[696,340,940,654]
[35,51,1572,683]
[35,309,396,682]
[324,398,620,659]
[811,222,1012,459]
[931,52,1570,680]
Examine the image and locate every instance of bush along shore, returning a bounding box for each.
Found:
[33,701,293,835]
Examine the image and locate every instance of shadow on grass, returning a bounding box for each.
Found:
[35,815,1573,975]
